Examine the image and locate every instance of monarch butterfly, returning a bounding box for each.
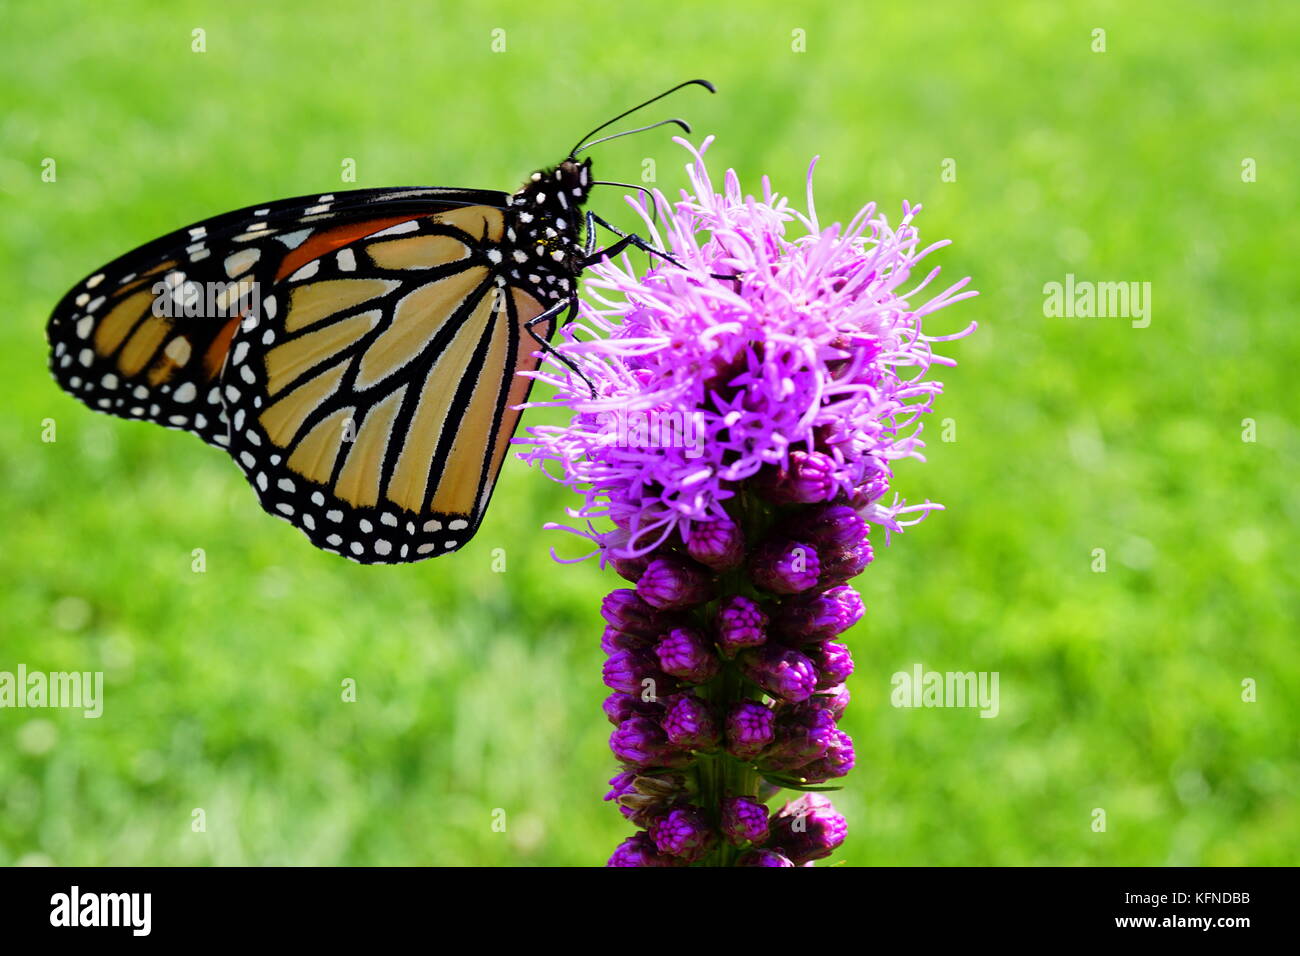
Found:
[47,80,714,564]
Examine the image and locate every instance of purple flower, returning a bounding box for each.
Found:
[661,693,721,750]
[761,705,839,771]
[725,699,776,761]
[600,589,663,636]
[806,683,851,719]
[602,692,664,726]
[601,624,654,654]
[807,641,855,689]
[756,450,839,505]
[771,585,865,642]
[518,139,975,564]
[636,557,716,610]
[607,832,681,867]
[749,538,821,594]
[782,503,870,552]
[516,140,974,865]
[684,516,746,571]
[739,644,819,703]
[801,730,856,783]
[817,539,874,587]
[721,795,771,845]
[608,770,694,825]
[610,553,652,583]
[602,650,673,698]
[736,848,796,867]
[768,793,848,865]
[716,594,769,656]
[610,716,691,768]
[655,626,721,684]
[648,806,717,863]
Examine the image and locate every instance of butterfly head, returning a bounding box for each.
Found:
[503,158,593,298]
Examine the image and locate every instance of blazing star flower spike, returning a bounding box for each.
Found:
[518,139,976,866]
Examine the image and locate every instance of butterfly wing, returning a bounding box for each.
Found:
[47,187,508,448]
[48,187,559,562]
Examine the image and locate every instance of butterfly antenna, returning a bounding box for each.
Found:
[574,119,691,156]
[591,180,662,225]
[569,79,715,158]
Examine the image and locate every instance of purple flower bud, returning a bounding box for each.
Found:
[757,450,839,505]
[817,539,874,587]
[601,624,655,654]
[607,832,682,867]
[600,589,662,636]
[768,793,848,865]
[661,693,721,750]
[739,644,818,703]
[610,716,692,768]
[805,683,851,719]
[610,553,652,583]
[736,848,796,867]
[771,585,865,642]
[716,594,769,656]
[655,626,721,684]
[725,699,777,761]
[604,770,639,805]
[762,706,838,771]
[782,503,868,551]
[749,538,821,594]
[806,640,854,689]
[636,557,716,610]
[610,770,694,825]
[721,795,771,845]
[648,805,717,863]
[684,516,745,571]
[602,649,674,697]
[602,692,664,726]
[800,730,856,783]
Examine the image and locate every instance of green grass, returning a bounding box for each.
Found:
[1,0,1296,865]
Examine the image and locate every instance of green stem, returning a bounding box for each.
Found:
[692,487,775,866]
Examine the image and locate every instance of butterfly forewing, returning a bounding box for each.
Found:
[47,188,508,450]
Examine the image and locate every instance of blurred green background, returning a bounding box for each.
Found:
[1,0,1296,866]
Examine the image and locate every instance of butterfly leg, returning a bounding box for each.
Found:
[584,211,740,282]
[582,212,689,270]
[523,296,598,397]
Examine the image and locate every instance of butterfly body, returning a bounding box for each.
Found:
[47,81,713,564]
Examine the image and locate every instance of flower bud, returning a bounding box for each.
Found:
[806,640,854,689]
[684,515,746,571]
[636,557,716,610]
[768,793,848,865]
[661,693,721,750]
[648,805,717,863]
[739,644,818,703]
[736,848,795,867]
[770,584,864,642]
[610,716,692,768]
[748,538,821,594]
[721,795,771,845]
[716,594,769,656]
[655,626,721,684]
[725,699,777,761]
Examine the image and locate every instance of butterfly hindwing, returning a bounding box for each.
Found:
[221,207,554,563]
